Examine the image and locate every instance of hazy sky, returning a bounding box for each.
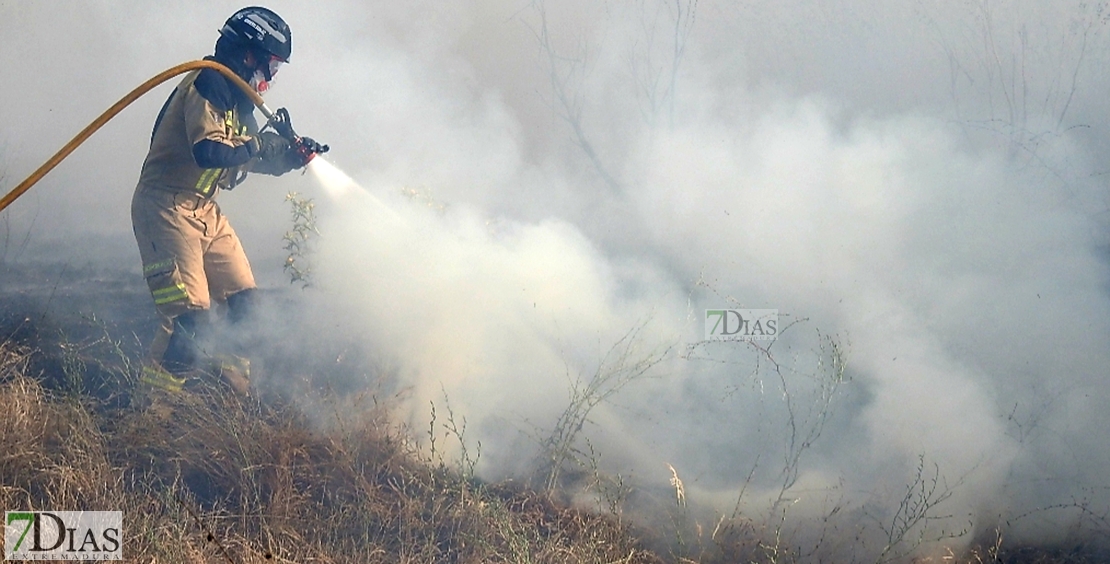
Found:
[3,1,1110,558]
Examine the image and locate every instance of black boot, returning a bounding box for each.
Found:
[226,288,258,325]
[161,310,207,375]
[219,289,258,396]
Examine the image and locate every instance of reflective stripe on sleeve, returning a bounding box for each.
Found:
[195,168,221,196]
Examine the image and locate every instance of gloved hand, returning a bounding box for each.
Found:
[251,131,297,177]
[253,131,290,162]
[266,109,329,170]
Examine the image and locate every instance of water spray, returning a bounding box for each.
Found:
[307,158,405,225]
[307,158,359,199]
[0,59,327,213]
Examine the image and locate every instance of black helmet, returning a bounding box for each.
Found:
[219,7,291,62]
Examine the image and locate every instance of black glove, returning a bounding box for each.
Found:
[254,131,290,162]
[251,132,297,177]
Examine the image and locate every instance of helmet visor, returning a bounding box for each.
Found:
[268,55,283,79]
[259,54,284,82]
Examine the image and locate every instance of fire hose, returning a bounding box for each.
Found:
[0,59,327,213]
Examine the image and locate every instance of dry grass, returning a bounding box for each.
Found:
[0,334,664,563]
[3,309,1108,564]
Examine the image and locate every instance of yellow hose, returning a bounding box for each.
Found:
[0,60,271,213]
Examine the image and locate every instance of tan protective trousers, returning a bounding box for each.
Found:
[131,186,256,362]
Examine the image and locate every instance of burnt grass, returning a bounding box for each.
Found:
[0,263,1106,563]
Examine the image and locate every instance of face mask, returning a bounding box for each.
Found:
[249,56,283,95]
[250,68,270,95]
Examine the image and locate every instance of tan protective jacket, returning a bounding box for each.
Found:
[131,69,260,325]
[137,70,255,197]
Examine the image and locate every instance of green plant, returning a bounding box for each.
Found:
[283,191,318,289]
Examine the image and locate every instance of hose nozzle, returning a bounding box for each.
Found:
[268,107,329,165]
[296,137,329,159]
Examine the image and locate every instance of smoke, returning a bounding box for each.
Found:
[4,0,1110,557]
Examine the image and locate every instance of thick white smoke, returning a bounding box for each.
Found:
[3,0,1110,558]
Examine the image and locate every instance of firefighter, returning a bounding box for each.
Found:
[132,7,309,395]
